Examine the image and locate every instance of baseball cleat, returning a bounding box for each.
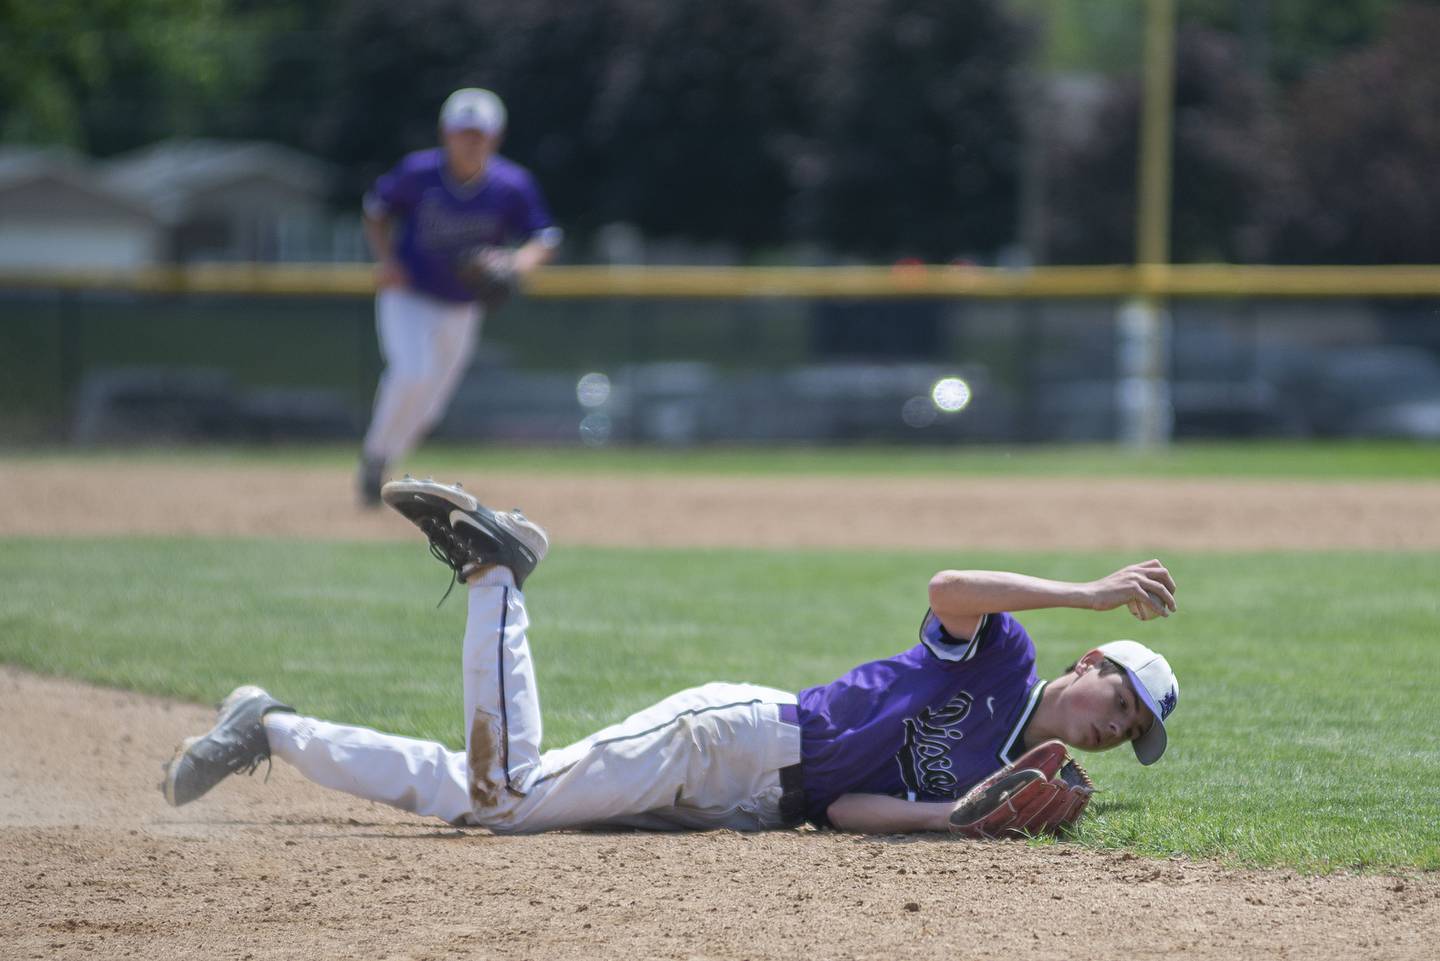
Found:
[381,477,549,589]
[161,685,294,807]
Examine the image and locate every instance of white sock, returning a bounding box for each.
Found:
[470,565,517,589]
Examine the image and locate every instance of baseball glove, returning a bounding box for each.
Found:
[454,246,520,311]
[948,740,1095,840]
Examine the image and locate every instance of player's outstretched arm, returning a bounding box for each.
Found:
[830,744,1097,837]
[511,235,557,276]
[928,559,1177,638]
[826,793,956,833]
[363,211,408,288]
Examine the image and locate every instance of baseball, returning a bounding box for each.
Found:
[1128,591,1168,621]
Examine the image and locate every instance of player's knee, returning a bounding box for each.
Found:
[387,368,436,396]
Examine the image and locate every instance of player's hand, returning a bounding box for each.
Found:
[454,246,520,310]
[1084,559,1177,618]
[374,258,409,289]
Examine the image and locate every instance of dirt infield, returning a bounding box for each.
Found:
[4,459,1440,549]
[2,668,1436,961]
[2,460,1438,959]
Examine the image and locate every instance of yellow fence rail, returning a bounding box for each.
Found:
[2,263,1440,299]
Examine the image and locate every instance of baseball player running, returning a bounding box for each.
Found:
[163,480,1180,836]
[357,88,562,506]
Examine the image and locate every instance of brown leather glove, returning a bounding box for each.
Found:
[948,740,1095,839]
[454,246,520,311]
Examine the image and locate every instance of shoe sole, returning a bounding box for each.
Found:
[161,735,202,806]
[382,478,548,566]
[381,478,479,513]
[160,685,273,807]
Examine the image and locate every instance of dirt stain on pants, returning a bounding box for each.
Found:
[468,711,505,810]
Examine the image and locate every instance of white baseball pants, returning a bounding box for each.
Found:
[263,568,802,832]
[360,286,481,466]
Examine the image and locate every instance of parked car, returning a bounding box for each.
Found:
[72,367,356,443]
[1260,345,1440,439]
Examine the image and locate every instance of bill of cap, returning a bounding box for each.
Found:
[1122,665,1168,765]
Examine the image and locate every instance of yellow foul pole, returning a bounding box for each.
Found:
[1137,0,1177,267]
[1120,0,1178,446]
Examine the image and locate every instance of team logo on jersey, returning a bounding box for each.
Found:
[1159,686,1178,720]
[897,692,973,797]
[416,195,503,250]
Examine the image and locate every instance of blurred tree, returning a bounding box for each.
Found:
[1182,0,1399,87]
[1008,0,1404,86]
[463,2,631,243]
[326,0,813,244]
[811,0,1033,261]
[319,0,1028,259]
[0,0,1103,262]
[1043,27,1287,264]
[1,0,1032,259]
[207,0,336,152]
[1273,3,1440,264]
[1007,0,1144,74]
[0,0,240,150]
[593,0,816,248]
[319,0,496,204]
[320,0,653,227]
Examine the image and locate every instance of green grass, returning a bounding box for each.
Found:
[7,438,1440,478]
[1,538,1436,873]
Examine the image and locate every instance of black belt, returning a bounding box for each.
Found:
[777,703,806,827]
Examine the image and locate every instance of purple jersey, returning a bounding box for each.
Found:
[364,149,556,303]
[795,610,1045,825]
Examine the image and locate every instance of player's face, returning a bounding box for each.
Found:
[1059,658,1155,753]
[442,128,498,180]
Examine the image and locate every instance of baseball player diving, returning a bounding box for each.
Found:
[163,480,1181,837]
[357,88,562,506]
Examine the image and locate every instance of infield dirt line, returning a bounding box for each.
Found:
[2,460,1439,550]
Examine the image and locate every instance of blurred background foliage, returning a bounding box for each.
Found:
[1,0,1437,264]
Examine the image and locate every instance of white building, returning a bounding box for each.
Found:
[0,139,356,269]
[101,139,344,263]
[0,147,164,269]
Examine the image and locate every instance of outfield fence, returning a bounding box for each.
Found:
[2,265,1438,446]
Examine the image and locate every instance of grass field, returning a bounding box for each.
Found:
[8,438,1440,478]
[1,533,1436,874]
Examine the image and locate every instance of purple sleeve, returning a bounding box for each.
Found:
[916,608,986,664]
[364,160,420,218]
[506,170,556,240]
[969,613,1035,677]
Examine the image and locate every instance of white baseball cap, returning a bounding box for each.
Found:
[440,88,507,134]
[1097,639,1179,765]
